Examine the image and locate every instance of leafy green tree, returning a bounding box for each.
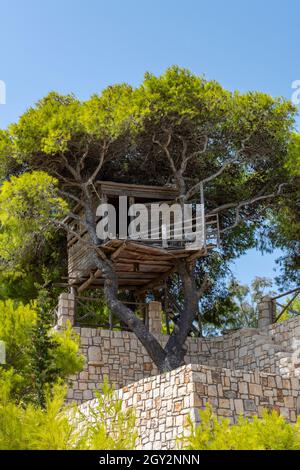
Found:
[0,170,68,303]
[0,66,297,372]
[0,298,84,405]
[210,276,274,332]
[277,296,300,323]
[266,132,300,287]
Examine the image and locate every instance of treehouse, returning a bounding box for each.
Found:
[66,180,220,294]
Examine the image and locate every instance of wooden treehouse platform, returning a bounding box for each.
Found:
[66,181,220,294]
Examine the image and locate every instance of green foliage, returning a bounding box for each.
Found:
[264,132,300,286]
[0,171,68,269]
[199,276,276,335]
[220,276,274,331]
[182,404,300,450]
[0,298,84,404]
[0,66,298,330]
[277,297,300,323]
[286,132,300,176]
[0,300,36,370]
[79,377,137,450]
[50,322,85,377]
[75,290,111,327]
[0,372,136,450]
[0,169,68,305]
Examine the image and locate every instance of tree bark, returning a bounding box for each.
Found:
[83,192,172,372]
[162,260,198,370]
[70,184,201,374]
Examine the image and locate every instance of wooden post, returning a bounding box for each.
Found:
[148,301,163,335]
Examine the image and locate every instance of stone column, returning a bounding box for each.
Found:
[56,292,76,328]
[258,296,276,329]
[0,340,6,364]
[148,301,163,335]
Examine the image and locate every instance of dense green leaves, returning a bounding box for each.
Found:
[0,299,84,404]
[0,171,67,268]
[0,373,136,450]
[183,404,300,450]
[0,65,298,337]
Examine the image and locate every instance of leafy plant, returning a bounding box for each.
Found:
[79,377,137,450]
[0,372,136,450]
[0,299,84,404]
[182,404,300,450]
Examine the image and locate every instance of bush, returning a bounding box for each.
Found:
[182,404,300,450]
[0,372,137,450]
[0,299,84,404]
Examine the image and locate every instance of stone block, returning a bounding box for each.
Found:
[88,346,102,365]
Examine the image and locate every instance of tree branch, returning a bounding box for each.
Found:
[88,143,109,184]
[197,273,210,300]
[185,136,251,201]
[217,184,287,234]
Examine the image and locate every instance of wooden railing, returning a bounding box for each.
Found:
[272,287,300,323]
[67,209,220,252]
[74,295,148,330]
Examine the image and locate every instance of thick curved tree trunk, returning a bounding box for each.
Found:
[85,198,198,373]
[92,250,198,373]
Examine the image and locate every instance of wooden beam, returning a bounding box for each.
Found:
[94,180,178,200]
[136,267,176,294]
[111,241,127,260]
[116,257,172,266]
[78,269,101,293]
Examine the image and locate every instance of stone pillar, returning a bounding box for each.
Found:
[0,340,6,364]
[56,292,76,328]
[148,301,163,335]
[258,296,276,329]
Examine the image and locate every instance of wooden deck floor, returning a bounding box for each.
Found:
[68,239,212,293]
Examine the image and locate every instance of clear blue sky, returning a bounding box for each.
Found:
[0,0,299,286]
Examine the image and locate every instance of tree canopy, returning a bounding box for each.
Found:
[0,66,298,371]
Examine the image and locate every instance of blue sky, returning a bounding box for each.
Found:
[0,0,299,286]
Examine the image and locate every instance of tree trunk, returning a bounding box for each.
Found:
[90,250,169,371]
[163,259,199,370]
[84,195,198,373]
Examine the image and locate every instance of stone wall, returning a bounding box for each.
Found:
[67,323,300,403]
[55,293,300,403]
[79,363,300,450]
[56,292,300,449]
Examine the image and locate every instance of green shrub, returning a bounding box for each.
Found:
[0,372,137,450]
[182,404,300,450]
[78,377,137,450]
[0,300,84,404]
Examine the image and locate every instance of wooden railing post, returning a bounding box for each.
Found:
[148,301,163,335]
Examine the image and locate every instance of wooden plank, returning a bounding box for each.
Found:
[78,269,101,293]
[116,272,157,279]
[116,264,171,273]
[138,264,171,273]
[113,247,171,261]
[125,242,178,257]
[95,180,178,199]
[116,257,172,267]
[118,279,150,285]
[111,241,127,260]
[137,267,176,294]
[80,279,148,286]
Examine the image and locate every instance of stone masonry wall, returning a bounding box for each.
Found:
[57,292,300,450]
[79,363,300,450]
[67,322,300,403]
[55,293,300,403]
